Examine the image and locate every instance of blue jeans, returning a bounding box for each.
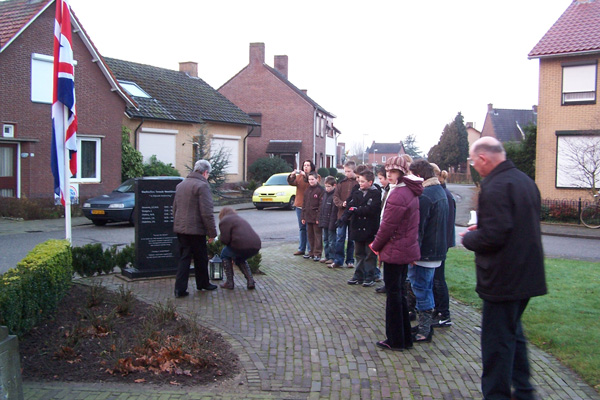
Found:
[334,222,354,265]
[295,207,310,253]
[408,264,435,311]
[322,228,336,260]
[220,245,258,265]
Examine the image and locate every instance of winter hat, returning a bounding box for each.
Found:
[385,156,409,174]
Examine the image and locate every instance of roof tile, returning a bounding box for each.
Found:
[0,0,49,50]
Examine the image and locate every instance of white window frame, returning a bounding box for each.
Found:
[562,62,597,105]
[3,124,14,138]
[72,136,101,183]
[382,156,387,163]
[31,53,78,104]
[555,132,600,189]
[211,135,239,174]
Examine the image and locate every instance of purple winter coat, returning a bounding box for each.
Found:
[370,175,423,265]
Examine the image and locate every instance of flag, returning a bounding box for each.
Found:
[51,0,77,205]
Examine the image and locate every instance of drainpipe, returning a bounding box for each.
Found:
[133,118,144,150]
[243,126,254,181]
[313,109,317,166]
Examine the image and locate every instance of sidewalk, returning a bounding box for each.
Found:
[22,241,600,399]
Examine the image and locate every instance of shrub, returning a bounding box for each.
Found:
[317,167,330,179]
[336,172,345,182]
[0,239,72,336]
[328,167,338,177]
[121,126,143,182]
[72,243,134,277]
[0,197,82,220]
[248,157,292,183]
[548,204,579,222]
[207,239,262,274]
[142,155,180,177]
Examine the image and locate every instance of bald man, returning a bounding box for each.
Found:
[461,137,547,400]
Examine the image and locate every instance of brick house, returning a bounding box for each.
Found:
[104,58,259,182]
[0,0,133,200]
[365,141,406,166]
[481,103,537,143]
[218,43,340,171]
[529,0,600,201]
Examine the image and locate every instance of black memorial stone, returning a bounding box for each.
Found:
[122,177,183,279]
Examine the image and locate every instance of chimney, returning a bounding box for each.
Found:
[274,55,288,79]
[179,62,198,77]
[487,103,494,112]
[250,43,265,65]
[466,122,474,129]
[532,105,538,113]
[300,89,307,95]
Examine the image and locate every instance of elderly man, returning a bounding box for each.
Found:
[462,137,547,400]
[173,160,218,297]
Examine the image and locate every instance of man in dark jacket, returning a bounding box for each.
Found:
[462,137,547,400]
[172,160,218,297]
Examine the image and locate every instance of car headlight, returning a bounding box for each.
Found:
[275,192,286,196]
[253,190,259,196]
[108,203,125,209]
[83,202,91,208]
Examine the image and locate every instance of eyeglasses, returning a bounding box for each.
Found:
[468,159,475,166]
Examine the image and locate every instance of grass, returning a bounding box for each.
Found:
[445,247,600,391]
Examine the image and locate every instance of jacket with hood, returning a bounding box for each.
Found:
[172,170,217,238]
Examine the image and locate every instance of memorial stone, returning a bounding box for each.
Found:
[122,177,182,279]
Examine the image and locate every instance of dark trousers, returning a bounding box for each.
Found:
[175,233,209,293]
[384,262,413,349]
[433,259,450,318]
[481,298,535,400]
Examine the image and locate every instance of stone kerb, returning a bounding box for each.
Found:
[0,326,24,400]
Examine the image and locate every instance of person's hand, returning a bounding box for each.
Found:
[208,237,216,244]
[302,219,306,225]
[316,220,319,225]
[348,207,357,212]
[342,200,347,207]
[459,224,477,238]
[368,242,378,256]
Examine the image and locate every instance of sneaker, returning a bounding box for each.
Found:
[347,278,362,285]
[346,263,355,268]
[328,262,342,269]
[293,251,305,256]
[325,259,335,264]
[313,256,321,262]
[362,281,375,287]
[374,276,382,282]
[375,286,386,294]
[319,258,328,263]
[303,254,311,259]
[433,317,453,328]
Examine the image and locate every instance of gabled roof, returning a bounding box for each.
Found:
[264,65,335,118]
[105,57,259,126]
[487,108,537,142]
[367,142,405,154]
[0,0,135,107]
[529,0,600,59]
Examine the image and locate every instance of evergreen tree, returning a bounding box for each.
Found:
[403,134,422,159]
[190,127,230,192]
[427,112,469,171]
[504,123,536,179]
[121,127,143,182]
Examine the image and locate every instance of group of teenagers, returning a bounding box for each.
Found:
[287,155,456,347]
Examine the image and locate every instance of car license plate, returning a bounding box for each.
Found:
[261,198,273,202]
[91,210,105,215]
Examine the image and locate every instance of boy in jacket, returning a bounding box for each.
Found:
[318,176,338,264]
[301,172,324,261]
[342,169,382,286]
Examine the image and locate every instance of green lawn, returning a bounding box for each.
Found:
[445,247,600,391]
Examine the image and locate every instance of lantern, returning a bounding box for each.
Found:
[209,254,223,280]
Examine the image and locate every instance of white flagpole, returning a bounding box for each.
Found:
[63,106,72,242]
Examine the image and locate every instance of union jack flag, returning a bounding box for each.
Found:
[51,0,77,205]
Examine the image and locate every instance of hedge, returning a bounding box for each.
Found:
[0,239,72,336]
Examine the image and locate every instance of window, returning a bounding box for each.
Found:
[555,131,600,189]
[118,80,151,98]
[382,156,387,163]
[72,137,101,183]
[139,128,177,166]
[3,124,14,138]
[31,53,77,104]
[212,136,239,174]
[562,62,597,104]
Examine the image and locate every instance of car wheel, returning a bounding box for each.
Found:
[129,211,135,226]
[286,195,296,210]
[92,220,107,226]
[256,205,264,210]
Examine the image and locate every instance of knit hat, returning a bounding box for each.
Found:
[385,156,409,174]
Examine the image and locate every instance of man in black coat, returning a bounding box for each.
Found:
[462,137,547,400]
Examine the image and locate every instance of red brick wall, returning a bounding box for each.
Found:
[219,63,326,171]
[0,6,126,199]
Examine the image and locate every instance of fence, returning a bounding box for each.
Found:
[446,173,473,184]
[541,198,592,224]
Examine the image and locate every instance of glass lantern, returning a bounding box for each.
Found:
[209,254,223,280]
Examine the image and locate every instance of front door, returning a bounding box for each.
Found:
[0,143,17,197]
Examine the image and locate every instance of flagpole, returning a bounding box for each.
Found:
[63,107,72,242]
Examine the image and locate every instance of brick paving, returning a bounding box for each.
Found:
[23,242,599,400]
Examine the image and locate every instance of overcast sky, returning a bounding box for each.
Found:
[69,0,569,155]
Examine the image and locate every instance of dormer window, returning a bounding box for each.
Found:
[118,80,151,98]
[562,61,597,105]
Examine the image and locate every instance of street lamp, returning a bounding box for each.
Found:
[362,134,368,164]
[373,149,378,166]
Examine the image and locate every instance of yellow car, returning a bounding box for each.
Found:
[252,172,297,210]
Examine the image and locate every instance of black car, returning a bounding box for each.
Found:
[82,177,183,226]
